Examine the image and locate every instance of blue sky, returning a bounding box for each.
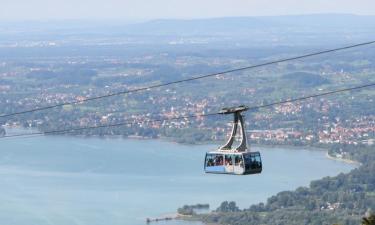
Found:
[1,0,374,21]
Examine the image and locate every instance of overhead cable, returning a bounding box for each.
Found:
[1,82,374,140]
[1,40,374,119]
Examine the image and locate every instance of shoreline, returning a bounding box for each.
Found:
[4,126,360,166]
[4,126,360,225]
[325,152,361,165]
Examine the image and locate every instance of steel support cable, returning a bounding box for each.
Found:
[0,41,374,119]
[1,82,374,140]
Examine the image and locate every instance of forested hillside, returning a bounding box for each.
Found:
[195,145,375,225]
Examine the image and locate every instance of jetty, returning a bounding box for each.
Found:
[146,216,174,223]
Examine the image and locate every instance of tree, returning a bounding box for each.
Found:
[216,201,240,213]
[362,214,375,225]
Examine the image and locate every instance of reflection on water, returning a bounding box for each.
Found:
[0,135,355,225]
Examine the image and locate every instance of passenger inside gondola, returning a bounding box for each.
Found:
[214,155,223,166]
[234,155,243,167]
[225,155,233,166]
[206,154,214,167]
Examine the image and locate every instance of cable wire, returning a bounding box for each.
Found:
[1,40,374,119]
[1,82,374,140]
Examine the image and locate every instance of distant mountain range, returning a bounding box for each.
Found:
[2,14,375,34]
[122,14,375,35]
[1,14,374,46]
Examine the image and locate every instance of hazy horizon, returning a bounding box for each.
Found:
[1,0,374,21]
[1,13,375,25]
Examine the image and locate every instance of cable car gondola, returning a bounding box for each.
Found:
[204,106,262,175]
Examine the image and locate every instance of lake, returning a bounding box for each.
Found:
[0,135,355,225]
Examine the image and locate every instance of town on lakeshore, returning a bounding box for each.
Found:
[0,14,375,225]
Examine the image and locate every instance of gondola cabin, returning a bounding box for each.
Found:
[204,106,262,175]
[204,151,262,175]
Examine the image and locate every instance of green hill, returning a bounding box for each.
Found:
[282,72,330,88]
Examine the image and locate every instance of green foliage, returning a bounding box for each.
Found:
[362,214,375,225]
[26,69,97,85]
[282,72,330,88]
[177,204,209,215]
[197,144,375,225]
[216,201,240,213]
[178,205,195,216]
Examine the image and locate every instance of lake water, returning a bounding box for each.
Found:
[0,135,355,225]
